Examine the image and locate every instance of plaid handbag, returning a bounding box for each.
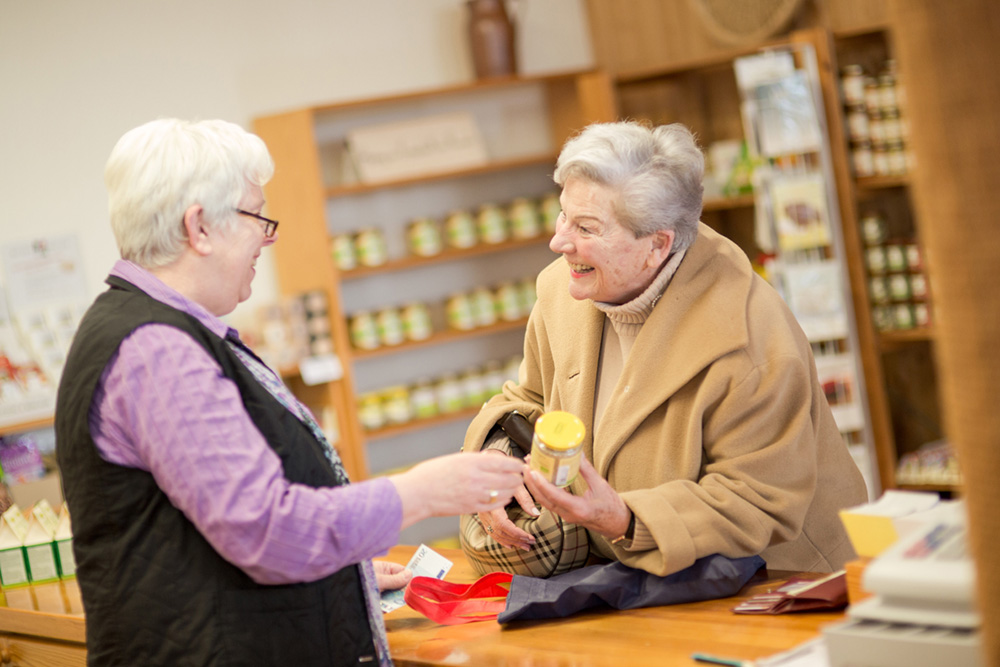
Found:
[459,412,591,578]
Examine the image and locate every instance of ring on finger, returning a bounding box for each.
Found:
[486,524,494,533]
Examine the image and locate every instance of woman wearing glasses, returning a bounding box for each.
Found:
[55,119,523,666]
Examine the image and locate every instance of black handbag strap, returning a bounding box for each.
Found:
[496,411,533,459]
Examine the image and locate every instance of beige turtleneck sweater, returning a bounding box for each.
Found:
[591,249,686,434]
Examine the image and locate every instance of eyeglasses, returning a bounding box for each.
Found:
[236,209,279,238]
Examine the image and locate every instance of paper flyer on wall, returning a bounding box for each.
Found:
[770,173,832,251]
[780,260,849,342]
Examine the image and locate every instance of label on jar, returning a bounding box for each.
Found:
[530,445,580,487]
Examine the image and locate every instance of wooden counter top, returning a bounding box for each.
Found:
[0,546,844,666]
[382,546,843,666]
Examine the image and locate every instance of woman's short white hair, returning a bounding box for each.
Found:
[104,118,275,269]
[553,121,704,253]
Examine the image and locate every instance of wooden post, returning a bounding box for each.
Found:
[885,1,1000,661]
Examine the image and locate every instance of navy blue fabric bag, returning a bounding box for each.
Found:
[498,553,766,623]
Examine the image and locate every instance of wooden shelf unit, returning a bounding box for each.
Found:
[253,71,616,480]
[831,28,949,492]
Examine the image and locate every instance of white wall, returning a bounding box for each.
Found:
[0,0,593,327]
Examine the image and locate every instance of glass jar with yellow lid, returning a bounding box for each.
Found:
[530,411,586,487]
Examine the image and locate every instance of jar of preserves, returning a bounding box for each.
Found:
[349,311,380,350]
[840,64,866,107]
[476,203,509,244]
[539,192,562,234]
[460,366,489,407]
[375,307,405,346]
[382,385,412,424]
[446,292,476,331]
[846,104,870,143]
[494,281,522,321]
[358,392,385,431]
[470,286,497,327]
[331,233,358,271]
[508,197,542,239]
[445,210,478,249]
[530,411,586,488]
[860,211,887,246]
[355,228,388,267]
[410,379,439,419]
[400,302,433,341]
[435,373,466,413]
[407,217,443,257]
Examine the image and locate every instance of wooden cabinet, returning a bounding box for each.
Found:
[831,29,949,493]
[253,72,615,494]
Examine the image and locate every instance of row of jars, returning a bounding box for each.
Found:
[347,277,538,351]
[860,212,932,331]
[357,356,522,431]
[330,193,561,272]
[446,279,537,332]
[349,302,434,350]
[407,194,561,256]
[841,60,912,178]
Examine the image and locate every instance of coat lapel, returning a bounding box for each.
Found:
[591,224,755,476]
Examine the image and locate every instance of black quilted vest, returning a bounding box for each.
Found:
[56,276,377,666]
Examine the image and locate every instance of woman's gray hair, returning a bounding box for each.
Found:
[104,118,275,269]
[553,121,704,252]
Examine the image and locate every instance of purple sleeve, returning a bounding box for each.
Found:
[89,323,402,585]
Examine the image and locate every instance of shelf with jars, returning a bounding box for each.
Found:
[253,70,616,489]
[833,28,950,493]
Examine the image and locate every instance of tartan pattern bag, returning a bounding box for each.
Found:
[459,412,591,578]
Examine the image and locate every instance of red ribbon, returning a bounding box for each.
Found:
[403,572,513,625]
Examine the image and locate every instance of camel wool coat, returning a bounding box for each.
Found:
[464,223,868,577]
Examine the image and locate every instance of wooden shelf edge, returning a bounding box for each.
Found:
[325,153,559,197]
[351,318,529,361]
[363,406,481,442]
[878,327,935,348]
[0,415,55,438]
[702,194,756,212]
[855,174,910,191]
[303,69,601,116]
[342,237,552,280]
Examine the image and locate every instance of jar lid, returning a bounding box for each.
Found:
[534,411,586,451]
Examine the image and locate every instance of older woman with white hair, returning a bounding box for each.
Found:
[464,121,867,578]
[56,118,524,666]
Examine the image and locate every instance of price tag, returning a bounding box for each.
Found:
[298,354,343,386]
